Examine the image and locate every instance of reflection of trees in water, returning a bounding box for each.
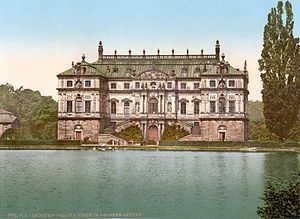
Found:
[263,153,300,188]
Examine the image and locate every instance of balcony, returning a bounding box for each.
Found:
[58,112,102,119]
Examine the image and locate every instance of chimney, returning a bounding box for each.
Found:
[215,40,220,60]
[98,41,103,62]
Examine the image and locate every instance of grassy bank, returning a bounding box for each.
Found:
[0,140,81,150]
[0,140,300,153]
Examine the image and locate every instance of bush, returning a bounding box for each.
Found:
[257,181,300,218]
[0,139,81,146]
[114,125,143,143]
[146,140,156,145]
[161,125,189,141]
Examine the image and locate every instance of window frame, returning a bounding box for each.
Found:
[85,100,91,113]
[124,83,130,89]
[228,80,235,88]
[124,102,130,115]
[181,102,187,115]
[84,80,91,88]
[194,101,200,114]
[110,83,117,89]
[67,101,73,113]
[210,101,216,113]
[209,80,216,88]
[218,97,226,114]
[111,102,116,114]
[66,80,73,88]
[180,83,187,90]
[229,100,235,113]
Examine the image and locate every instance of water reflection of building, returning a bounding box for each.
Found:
[57,41,249,143]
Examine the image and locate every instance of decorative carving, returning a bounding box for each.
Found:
[138,70,168,80]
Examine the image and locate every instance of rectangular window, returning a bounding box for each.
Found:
[111,102,116,114]
[194,83,200,90]
[209,80,216,88]
[124,102,130,115]
[167,82,172,89]
[135,82,140,89]
[67,101,73,113]
[194,102,200,114]
[181,102,186,114]
[85,101,91,113]
[229,101,235,113]
[124,83,130,89]
[180,83,186,90]
[210,101,216,113]
[85,80,91,87]
[110,83,116,89]
[67,81,73,87]
[228,80,235,87]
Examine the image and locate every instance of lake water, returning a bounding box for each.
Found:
[0,151,299,219]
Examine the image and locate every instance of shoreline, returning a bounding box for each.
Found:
[0,145,299,153]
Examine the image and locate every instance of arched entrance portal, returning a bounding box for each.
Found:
[148,125,158,142]
[218,125,227,141]
[74,124,83,141]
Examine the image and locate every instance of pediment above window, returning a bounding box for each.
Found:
[121,98,133,102]
[108,98,119,102]
[179,98,189,103]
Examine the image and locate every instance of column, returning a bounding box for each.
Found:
[158,95,161,113]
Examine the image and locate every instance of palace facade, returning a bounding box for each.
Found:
[57,40,249,143]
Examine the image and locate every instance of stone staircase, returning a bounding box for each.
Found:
[115,120,132,132]
[98,134,127,146]
[178,134,202,141]
[176,120,193,133]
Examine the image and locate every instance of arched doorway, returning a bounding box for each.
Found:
[74,124,83,141]
[218,125,227,141]
[148,125,158,142]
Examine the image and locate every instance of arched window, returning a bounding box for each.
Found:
[218,96,226,114]
[148,98,158,114]
[111,102,116,114]
[181,102,186,115]
[75,95,83,113]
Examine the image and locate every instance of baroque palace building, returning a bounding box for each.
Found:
[57,40,249,143]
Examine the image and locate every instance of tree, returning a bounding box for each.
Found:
[257,181,300,218]
[0,84,57,140]
[259,1,300,142]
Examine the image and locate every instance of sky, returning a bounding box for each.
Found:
[0,0,299,101]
